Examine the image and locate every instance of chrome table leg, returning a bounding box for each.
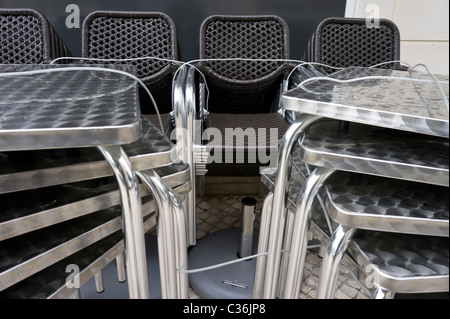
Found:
[283,166,335,299]
[317,224,356,299]
[136,170,189,299]
[263,115,322,299]
[252,192,273,299]
[98,145,149,299]
[94,271,104,293]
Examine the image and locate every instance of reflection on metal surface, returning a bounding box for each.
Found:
[0,117,176,194]
[0,65,142,150]
[298,120,449,186]
[282,67,449,137]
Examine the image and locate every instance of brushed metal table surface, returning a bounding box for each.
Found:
[0,164,191,292]
[0,116,176,194]
[0,65,141,150]
[260,66,449,299]
[281,66,449,138]
[0,162,190,241]
[298,120,449,186]
[260,165,449,295]
[0,64,142,151]
[0,64,152,298]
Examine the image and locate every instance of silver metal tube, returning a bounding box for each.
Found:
[71,289,80,299]
[239,197,257,258]
[276,209,295,298]
[116,253,126,283]
[263,114,322,299]
[316,224,356,299]
[169,189,189,298]
[136,170,182,299]
[371,287,395,299]
[186,67,198,246]
[283,166,335,299]
[252,192,273,299]
[98,145,149,299]
[95,271,104,293]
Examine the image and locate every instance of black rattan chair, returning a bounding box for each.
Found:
[82,11,181,136]
[302,17,403,72]
[0,8,71,64]
[193,15,292,178]
[287,17,405,124]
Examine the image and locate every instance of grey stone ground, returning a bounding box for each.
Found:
[189,194,370,300]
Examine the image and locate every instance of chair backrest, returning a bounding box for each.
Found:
[0,8,71,64]
[82,11,180,114]
[198,15,291,114]
[303,17,402,72]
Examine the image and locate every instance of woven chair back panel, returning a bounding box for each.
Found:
[138,72,174,114]
[0,14,45,64]
[319,22,398,68]
[206,74,282,114]
[86,16,174,80]
[202,20,286,81]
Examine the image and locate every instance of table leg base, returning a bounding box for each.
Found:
[188,228,258,299]
[77,234,161,299]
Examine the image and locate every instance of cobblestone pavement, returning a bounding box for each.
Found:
[189,194,370,300]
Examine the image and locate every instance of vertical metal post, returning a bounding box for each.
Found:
[94,271,104,293]
[252,192,273,299]
[239,197,257,258]
[116,253,127,283]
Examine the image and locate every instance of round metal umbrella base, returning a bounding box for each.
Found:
[188,228,259,299]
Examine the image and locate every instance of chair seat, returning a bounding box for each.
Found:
[204,112,290,176]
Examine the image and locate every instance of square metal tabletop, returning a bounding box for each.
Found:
[281,66,449,138]
[0,64,142,151]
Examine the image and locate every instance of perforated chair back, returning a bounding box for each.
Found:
[0,8,71,64]
[82,11,180,115]
[199,15,290,114]
[303,17,402,72]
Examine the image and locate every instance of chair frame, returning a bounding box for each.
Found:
[175,15,293,246]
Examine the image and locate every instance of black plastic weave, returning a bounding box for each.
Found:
[199,15,291,114]
[82,11,180,115]
[302,17,402,73]
[0,8,71,64]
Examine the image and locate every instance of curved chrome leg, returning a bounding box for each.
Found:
[276,209,295,298]
[174,65,197,247]
[169,189,189,299]
[136,170,188,299]
[316,224,356,299]
[371,287,395,299]
[98,145,149,299]
[283,166,336,299]
[263,114,322,299]
[252,192,273,299]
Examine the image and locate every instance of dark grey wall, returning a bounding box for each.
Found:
[1,0,346,61]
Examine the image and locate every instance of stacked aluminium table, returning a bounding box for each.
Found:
[0,65,190,299]
[254,67,449,299]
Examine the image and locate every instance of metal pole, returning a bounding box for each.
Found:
[239,197,257,258]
